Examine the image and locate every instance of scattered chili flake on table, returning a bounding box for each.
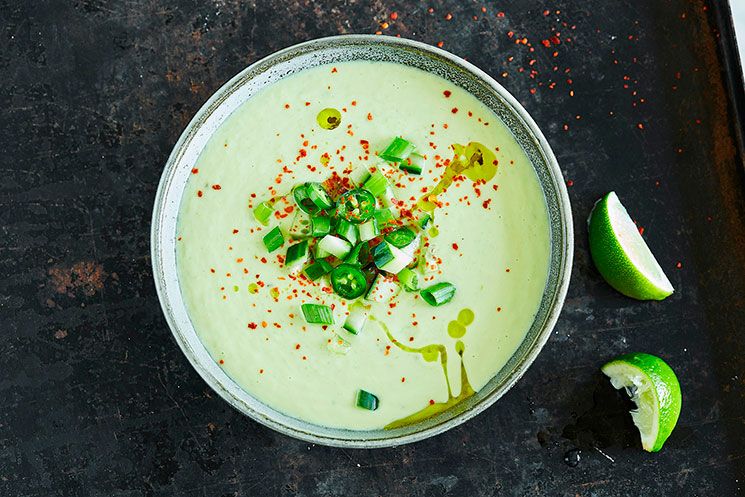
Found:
[197,190,203,197]
[191,167,199,174]
[676,262,683,269]
[211,184,221,190]
[390,11,398,20]
[219,359,225,365]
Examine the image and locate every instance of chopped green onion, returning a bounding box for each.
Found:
[374,242,413,274]
[262,226,285,252]
[311,215,332,237]
[303,259,333,281]
[293,184,320,214]
[253,202,274,225]
[365,273,401,302]
[343,302,370,335]
[336,219,359,245]
[385,227,416,248]
[315,242,331,259]
[306,183,335,210]
[399,153,425,175]
[379,186,397,208]
[317,235,352,259]
[416,212,432,230]
[358,218,380,242]
[301,303,334,325]
[379,137,416,162]
[285,240,309,270]
[348,166,371,186]
[374,208,396,226]
[397,268,420,292]
[420,282,456,306]
[356,389,379,411]
[363,171,388,198]
[344,242,370,266]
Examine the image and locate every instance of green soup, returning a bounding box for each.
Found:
[176,61,550,430]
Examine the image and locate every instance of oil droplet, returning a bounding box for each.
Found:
[457,308,474,326]
[316,108,342,130]
[447,320,467,338]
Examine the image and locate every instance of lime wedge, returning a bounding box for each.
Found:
[588,192,674,300]
[601,353,682,452]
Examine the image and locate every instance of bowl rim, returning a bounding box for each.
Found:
[151,34,573,448]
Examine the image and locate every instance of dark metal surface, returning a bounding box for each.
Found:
[1,0,744,496]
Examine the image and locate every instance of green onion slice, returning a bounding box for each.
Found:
[355,389,379,411]
[303,259,333,281]
[253,202,274,225]
[330,263,368,299]
[358,218,380,242]
[306,182,335,210]
[420,282,456,306]
[363,172,389,198]
[311,215,332,237]
[373,208,396,227]
[301,303,334,325]
[384,227,416,248]
[379,137,416,163]
[285,240,309,269]
[399,153,425,175]
[262,226,285,252]
[344,241,370,266]
[336,219,359,245]
[397,268,420,292]
[335,188,376,224]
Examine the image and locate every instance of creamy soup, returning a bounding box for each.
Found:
[176,60,550,430]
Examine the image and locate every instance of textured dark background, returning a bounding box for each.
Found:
[2,0,744,496]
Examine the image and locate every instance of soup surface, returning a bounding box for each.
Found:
[176,60,550,430]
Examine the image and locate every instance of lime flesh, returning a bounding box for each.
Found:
[588,192,674,300]
[601,353,682,452]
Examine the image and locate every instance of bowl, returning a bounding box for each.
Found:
[151,35,573,448]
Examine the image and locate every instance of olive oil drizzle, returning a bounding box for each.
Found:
[370,310,478,430]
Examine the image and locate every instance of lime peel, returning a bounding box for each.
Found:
[588,191,674,300]
[601,352,682,452]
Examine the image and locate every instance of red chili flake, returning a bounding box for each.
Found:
[197,190,203,197]
[259,369,264,374]
[497,307,502,312]
[408,336,415,342]
[567,179,574,187]
[429,399,435,405]
[550,35,561,45]
[638,226,645,235]
[299,148,307,157]
[637,123,645,130]
[295,344,301,350]
[676,262,683,269]
[436,41,444,48]
[505,268,511,273]
[390,11,398,20]
[401,377,406,382]
[191,167,199,174]
[541,39,551,47]
[284,103,290,109]
[304,101,311,106]
[331,67,338,73]
[211,184,222,190]
[236,258,244,263]
[482,199,492,209]
[451,107,458,114]
[367,112,373,121]
[452,243,459,250]
[232,229,239,234]
[260,257,267,263]
[497,11,505,18]
[543,9,550,15]
[219,359,224,365]
[444,12,453,20]
[261,321,268,328]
